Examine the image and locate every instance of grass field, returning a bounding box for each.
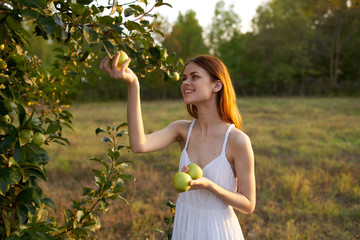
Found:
[41,97,360,240]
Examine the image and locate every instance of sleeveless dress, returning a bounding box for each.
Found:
[172,119,245,240]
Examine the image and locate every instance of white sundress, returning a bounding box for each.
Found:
[172,119,245,240]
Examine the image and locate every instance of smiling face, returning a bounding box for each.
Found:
[181,62,220,105]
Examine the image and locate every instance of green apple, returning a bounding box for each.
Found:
[0,115,11,123]
[169,72,180,81]
[19,129,34,145]
[32,132,46,146]
[187,163,203,180]
[110,51,130,70]
[172,172,192,192]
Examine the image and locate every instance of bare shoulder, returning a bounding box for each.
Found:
[227,128,254,164]
[228,128,252,149]
[167,119,192,132]
[167,119,193,145]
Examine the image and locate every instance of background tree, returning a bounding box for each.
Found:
[0,0,182,239]
[163,10,208,61]
[208,0,241,56]
[309,0,360,93]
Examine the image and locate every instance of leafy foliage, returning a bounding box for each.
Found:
[0,0,182,238]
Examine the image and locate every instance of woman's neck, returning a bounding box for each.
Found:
[195,101,224,138]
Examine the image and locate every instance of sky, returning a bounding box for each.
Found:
[154,0,268,32]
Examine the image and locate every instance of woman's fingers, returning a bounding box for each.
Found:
[100,56,111,72]
[119,59,131,76]
[112,51,120,70]
[181,165,189,173]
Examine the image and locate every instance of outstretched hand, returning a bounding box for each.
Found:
[100,51,137,85]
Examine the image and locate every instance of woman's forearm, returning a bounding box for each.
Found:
[126,80,146,153]
[207,181,255,214]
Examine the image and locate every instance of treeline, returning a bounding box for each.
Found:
[31,0,360,100]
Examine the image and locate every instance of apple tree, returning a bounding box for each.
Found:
[0,0,182,239]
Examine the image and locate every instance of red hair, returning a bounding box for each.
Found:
[185,55,243,130]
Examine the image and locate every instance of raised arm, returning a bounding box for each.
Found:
[100,52,180,153]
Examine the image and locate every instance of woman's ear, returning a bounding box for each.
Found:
[213,80,223,92]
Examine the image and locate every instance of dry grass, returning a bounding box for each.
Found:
[40,98,360,240]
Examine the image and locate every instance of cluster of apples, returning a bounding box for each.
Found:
[1,114,46,147]
[172,163,203,192]
[18,129,46,147]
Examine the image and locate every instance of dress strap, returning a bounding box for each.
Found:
[184,119,196,150]
[221,124,235,155]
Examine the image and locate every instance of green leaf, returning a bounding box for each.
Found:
[129,4,145,14]
[149,47,161,59]
[69,3,83,15]
[83,25,98,44]
[17,187,35,203]
[8,157,20,168]
[108,148,120,159]
[78,0,94,4]
[14,143,26,164]
[37,16,56,35]
[42,198,57,211]
[0,135,16,153]
[125,21,142,32]
[19,0,47,8]
[118,174,135,181]
[17,103,26,126]
[116,130,127,137]
[102,40,117,58]
[117,194,129,205]
[101,137,113,143]
[71,227,88,236]
[116,122,127,131]
[124,8,135,17]
[155,2,172,7]
[22,9,39,21]
[46,121,60,134]
[2,209,10,236]
[36,208,48,222]
[95,127,106,135]
[98,16,114,25]
[48,136,70,145]
[32,188,41,207]
[100,198,109,212]
[25,168,47,182]
[0,168,20,195]
[17,204,28,224]
[76,210,84,222]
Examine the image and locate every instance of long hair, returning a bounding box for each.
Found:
[185,55,243,131]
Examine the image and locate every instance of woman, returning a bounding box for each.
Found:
[100,52,256,240]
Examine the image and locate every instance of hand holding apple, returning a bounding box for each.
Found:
[173,172,192,192]
[187,163,203,179]
[173,163,204,192]
[110,50,130,70]
[100,51,137,84]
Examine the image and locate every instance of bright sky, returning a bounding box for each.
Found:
[154,0,268,32]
